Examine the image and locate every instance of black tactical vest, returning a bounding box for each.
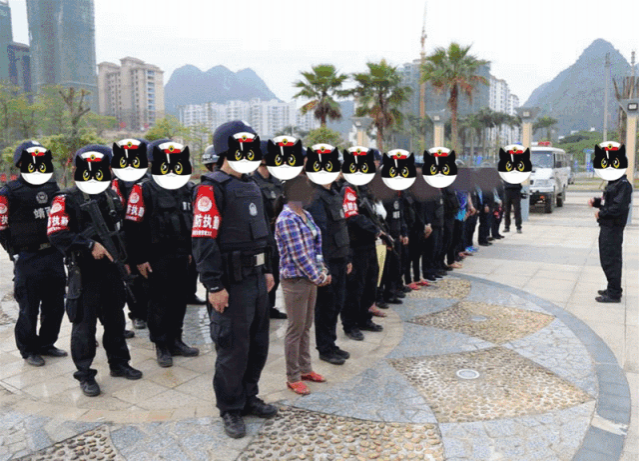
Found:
[143,179,193,246]
[202,171,269,254]
[317,186,349,260]
[66,187,125,235]
[5,177,59,249]
[252,171,282,222]
[384,196,403,237]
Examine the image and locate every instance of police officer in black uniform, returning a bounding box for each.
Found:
[589,171,633,303]
[47,145,142,396]
[192,121,277,439]
[252,141,287,320]
[381,193,408,303]
[124,139,200,368]
[422,191,445,279]
[341,182,385,341]
[306,177,351,365]
[503,181,522,233]
[110,139,150,333]
[0,141,67,366]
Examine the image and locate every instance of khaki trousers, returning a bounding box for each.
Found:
[282,277,318,383]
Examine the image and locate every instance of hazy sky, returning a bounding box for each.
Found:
[8,0,638,105]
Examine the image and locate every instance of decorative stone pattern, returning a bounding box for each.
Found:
[182,305,213,346]
[239,407,445,461]
[409,301,555,344]
[16,426,123,461]
[439,401,596,461]
[407,278,471,300]
[388,347,593,423]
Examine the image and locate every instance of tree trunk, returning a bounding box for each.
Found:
[377,124,384,153]
[470,131,475,166]
[449,86,459,153]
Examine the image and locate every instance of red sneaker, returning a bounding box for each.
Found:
[407,282,421,290]
[301,371,326,383]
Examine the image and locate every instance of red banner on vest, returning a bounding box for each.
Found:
[47,195,70,235]
[0,195,8,230]
[125,184,145,223]
[342,186,359,218]
[192,185,221,238]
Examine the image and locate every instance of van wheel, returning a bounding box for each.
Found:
[545,195,554,213]
[557,188,564,207]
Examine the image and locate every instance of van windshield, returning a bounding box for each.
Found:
[531,152,553,168]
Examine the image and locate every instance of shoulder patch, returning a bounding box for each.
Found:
[192,185,221,238]
[125,184,145,222]
[47,195,70,235]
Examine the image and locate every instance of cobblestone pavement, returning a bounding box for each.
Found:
[0,192,634,460]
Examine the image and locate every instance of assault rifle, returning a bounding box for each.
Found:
[80,197,137,302]
[356,188,395,248]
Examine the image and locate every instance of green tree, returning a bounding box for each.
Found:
[348,59,412,152]
[37,85,68,136]
[293,64,349,127]
[83,112,118,137]
[303,126,345,150]
[145,115,189,141]
[460,114,483,164]
[421,43,489,154]
[533,116,558,141]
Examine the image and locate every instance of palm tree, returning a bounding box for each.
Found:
[476,107,496,159]
[293,64,349,127]
[533,116,559,141]
[348,59,412,152]
[464,113,483,165]
[421,43,489,154]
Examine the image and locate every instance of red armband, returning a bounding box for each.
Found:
[343,186,359,218]
[47,196,70,235]
[111,179,125,207]
[125,184,145,222]
[0,195,8,230]
[192,185,221,238]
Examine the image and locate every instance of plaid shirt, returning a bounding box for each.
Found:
[275,205,325,285]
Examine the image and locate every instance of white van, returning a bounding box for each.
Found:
[529,144,570,213]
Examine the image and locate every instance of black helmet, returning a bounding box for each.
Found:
[202,144,218,165]
[14,140,45,167]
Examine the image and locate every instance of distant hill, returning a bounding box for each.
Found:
[523,39,631,137]
[164,65,279,114]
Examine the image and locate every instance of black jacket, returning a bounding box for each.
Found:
[594,175,633,227]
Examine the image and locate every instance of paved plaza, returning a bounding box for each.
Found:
[0,191,636,460]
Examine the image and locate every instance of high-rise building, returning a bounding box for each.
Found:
[27,0,97,109]
[0,1,13,82]
[97,57,165,130]
[0,1,32,94]
[178,99,319,139]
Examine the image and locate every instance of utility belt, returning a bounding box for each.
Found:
[15,242,52,254]
[222,251,266,284]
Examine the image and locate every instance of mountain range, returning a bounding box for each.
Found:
[523,39,633,137]
[164,65,279,114]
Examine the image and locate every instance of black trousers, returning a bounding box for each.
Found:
[404,231,423,284]
[268,247,280,309]
[342,246,377,331]
[147,253,190,346]
[188,257,199,298]
[440,218,455,267]
[13,249,66,358]
[126,265,149,322]
[70,261,130,382]
[599,225,625,299]
[381,240,402,299]
[478,210,492,243]
[464,214,478,248]
[209,266,269,414]
[491,208,502,238]
[504,189,522,230]
[315,258,347,355]
[447,220,464,265]
[422,227,442,276]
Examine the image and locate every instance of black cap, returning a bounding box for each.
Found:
[74,144,112,162]
[14,140,44,167]
[146,139,170,162]
[202,144,218,165]
[213,121,257,157]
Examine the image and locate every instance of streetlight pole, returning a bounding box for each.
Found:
[603,53,610,141]
[515,107,541,222]
[618,98,638,224]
